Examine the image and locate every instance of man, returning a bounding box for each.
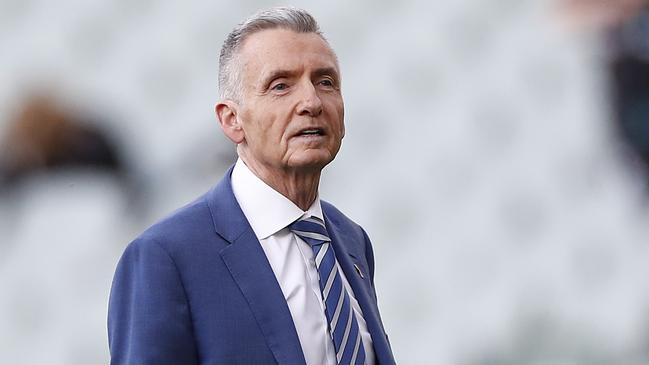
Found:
[108,7,396,365]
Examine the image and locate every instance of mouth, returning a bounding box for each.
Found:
[295,127,326,137]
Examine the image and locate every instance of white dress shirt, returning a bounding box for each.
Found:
[231,159,375,365]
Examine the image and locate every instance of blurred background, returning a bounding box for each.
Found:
[1,0,649,364]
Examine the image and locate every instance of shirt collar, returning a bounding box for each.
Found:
[230,158,324,240]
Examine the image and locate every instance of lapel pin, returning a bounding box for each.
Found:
[354,263,365,278]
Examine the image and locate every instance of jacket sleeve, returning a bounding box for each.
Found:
[107,237,199,364]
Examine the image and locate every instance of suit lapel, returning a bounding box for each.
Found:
[207,167,306,365]
[324,212,395,365]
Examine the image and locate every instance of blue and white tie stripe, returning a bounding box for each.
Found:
[289,216,366,365]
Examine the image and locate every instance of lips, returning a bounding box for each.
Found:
[294,127,326,137]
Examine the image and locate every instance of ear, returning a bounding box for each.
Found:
[215,100,245,144]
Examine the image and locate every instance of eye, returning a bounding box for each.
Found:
[270,82,288,92]
[318,78,335,88]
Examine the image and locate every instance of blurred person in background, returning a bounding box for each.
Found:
[561,0,649,179]
[0,92,133,365]
[608,4,649,176]
[0,93,124,189]
[108,7,396,365]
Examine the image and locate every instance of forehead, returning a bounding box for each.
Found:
[238,28,339,81]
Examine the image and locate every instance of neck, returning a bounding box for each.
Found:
[239,155,321,211]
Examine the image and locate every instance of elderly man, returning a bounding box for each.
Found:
[108,7,396,365]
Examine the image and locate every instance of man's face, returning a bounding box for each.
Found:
[234,28,344,173]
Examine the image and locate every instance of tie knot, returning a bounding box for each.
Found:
[289,216,331,247]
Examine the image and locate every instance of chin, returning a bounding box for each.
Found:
[288,151,335,171]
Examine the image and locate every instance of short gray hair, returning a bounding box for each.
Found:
[218,7,325,102]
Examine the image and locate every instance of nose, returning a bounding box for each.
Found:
[296,81,323,117]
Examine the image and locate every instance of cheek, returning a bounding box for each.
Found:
[255,103,292,134]
[330,104,345,135]
[242,109,273,141]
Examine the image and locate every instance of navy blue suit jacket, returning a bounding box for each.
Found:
[108,167,396,364]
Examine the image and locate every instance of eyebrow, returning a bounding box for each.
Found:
[259,69,296,88]
[260,67,340,87]
[312,67,340,82]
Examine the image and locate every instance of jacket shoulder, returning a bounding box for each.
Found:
[320,200,364,233]
[321,200,377,283]
[135,192,217,254]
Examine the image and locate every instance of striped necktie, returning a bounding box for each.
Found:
[289,216,366,365]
